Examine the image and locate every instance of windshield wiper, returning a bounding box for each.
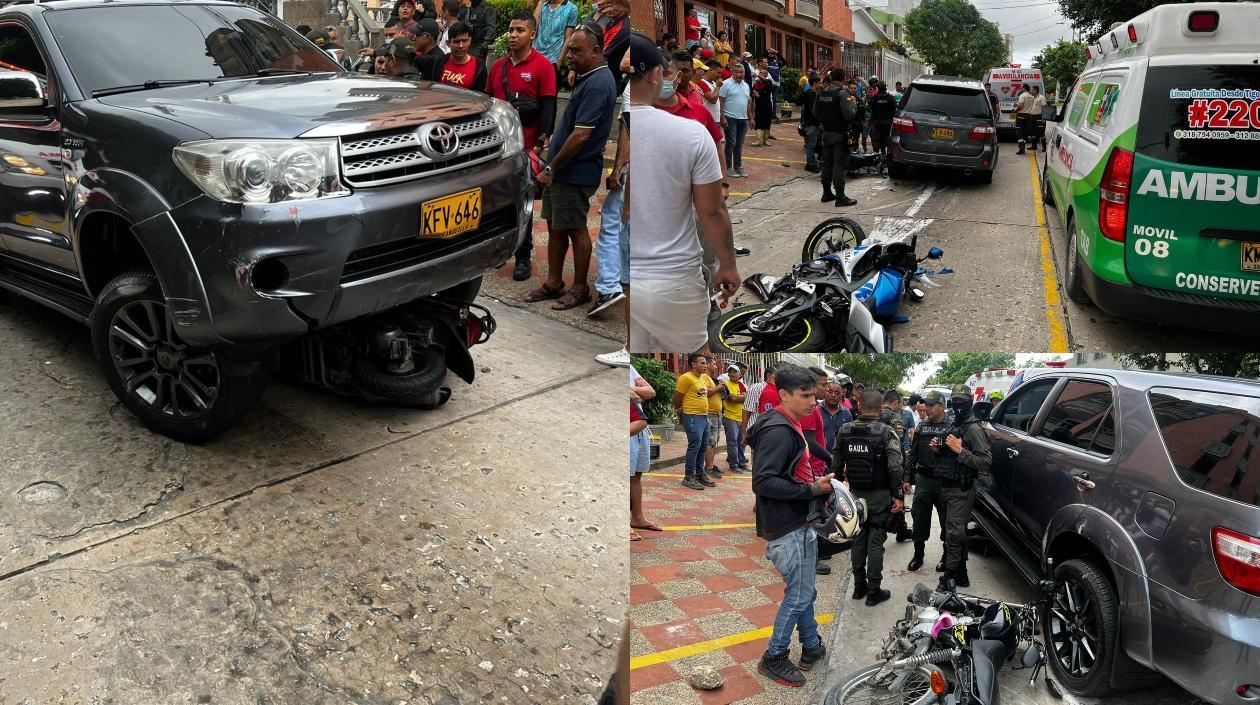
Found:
[917,107,953,119]
[252,68,313,77]
[92,79,210,98]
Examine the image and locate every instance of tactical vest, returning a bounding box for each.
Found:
[839,421,889,491]
[936,420,979,485]
[915,420,951,476]
[816,88,848,133]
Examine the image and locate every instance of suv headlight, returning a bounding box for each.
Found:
[173,140,348,204]
[486,98,524,157]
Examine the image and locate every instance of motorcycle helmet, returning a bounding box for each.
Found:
[980,602,1019,658]
[948,393,974,421]
[811,479,867,545]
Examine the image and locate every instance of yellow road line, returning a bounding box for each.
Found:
[659,523,756,531]
[729,192,754,197]
[742,156,807,164]
[1026,151,1070,352]
[643,472,750,480]
[631,613,836,669]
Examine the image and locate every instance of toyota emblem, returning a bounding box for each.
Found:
[417,122,460,159]
[939,116,949,123]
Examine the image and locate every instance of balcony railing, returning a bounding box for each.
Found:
[795,0,820,22]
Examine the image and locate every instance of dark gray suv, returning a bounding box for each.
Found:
[0,0,530,441]
[973,368,1260,705]
[889,76,997,183]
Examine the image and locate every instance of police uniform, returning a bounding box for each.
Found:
[880,406,913,542]
[813,82,857,202]
[906,407,950,571]
[936,397,992,588]
[834,413,903,604]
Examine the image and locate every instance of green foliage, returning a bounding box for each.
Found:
[488,0,534,40]
[779,66,801,106]
[904,0,1009,79]
[1032,40,1087,95]
[928,353,1017,387]
[1056,0,1191,42]
[1112,354,1260,377]
[630,357,678,425]
[823,354,933,390]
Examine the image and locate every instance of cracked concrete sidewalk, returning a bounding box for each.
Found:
[0,292,626,705]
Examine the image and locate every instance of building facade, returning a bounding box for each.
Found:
[650,0,854,72]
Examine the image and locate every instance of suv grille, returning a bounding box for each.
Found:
[340,114,503,188]
[340,207,517,284]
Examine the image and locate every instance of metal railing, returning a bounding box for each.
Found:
[795,0,820,22]
[329,0,383,50]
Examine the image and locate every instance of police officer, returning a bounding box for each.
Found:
[936,393,992,590]
[834,390,903,606]
[813,67,858,208]
[905,391,951,573]
[879,389,914,543]
[868,81,897,155]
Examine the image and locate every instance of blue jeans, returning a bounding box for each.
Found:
[803,125,819,168]
[594,186,625,296]
[723,118,748,172]
[723,417,747,468]
[765,527,822,656]
[681,413,709,477]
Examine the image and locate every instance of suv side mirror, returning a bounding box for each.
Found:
[0,70,48,110]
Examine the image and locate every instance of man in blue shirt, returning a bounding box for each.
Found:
[525,25,616,313]
[818,378,853,451]
[533,0,577,67]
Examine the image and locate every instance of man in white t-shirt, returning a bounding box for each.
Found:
[626,33,740,353]
[698,60,723,126]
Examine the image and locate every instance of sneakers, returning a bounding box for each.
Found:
[708,466,724,478]
[681,477,705,490]
[758,651,806,687]
[815,561,831,576]
[697,471,717,487]
[734,245,752,256]
[835,196,858,207]
[798,642,827,672]
[594,347,630,368]
[587,290,625,317]
[512,259,531,281]
[736,169,749,178]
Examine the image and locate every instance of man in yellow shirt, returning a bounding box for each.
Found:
[704,360,725,480]
[720,363,749,472]
[674,353,718,490]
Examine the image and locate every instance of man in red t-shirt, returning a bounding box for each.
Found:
[684,7,702,49]
[798,366,837,575]
[437,21,487,92]
[488,13,558,151]
[653,52,722,149]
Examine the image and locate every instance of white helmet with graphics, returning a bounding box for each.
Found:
[811,479,867,545]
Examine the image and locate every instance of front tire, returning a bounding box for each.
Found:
[1042,162,1055,206]
[710,306,828,353]
[824,662,943,705]
[90,270,267,443]
[1064,215,1091,305]
[802,217,867,261]
[1044,558,1120,697]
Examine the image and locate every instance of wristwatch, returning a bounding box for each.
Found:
[542,164,553,176]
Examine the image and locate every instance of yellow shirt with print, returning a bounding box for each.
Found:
[722,381,744,421]
[676,372,715,416]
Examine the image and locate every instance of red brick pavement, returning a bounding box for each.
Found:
[727,122,814,208]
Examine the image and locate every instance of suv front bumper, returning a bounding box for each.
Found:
[143,152,531,348]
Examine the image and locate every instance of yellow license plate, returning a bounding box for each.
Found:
[1244,242,1260,272]
[931,127,955,140]
[421,188,482,239]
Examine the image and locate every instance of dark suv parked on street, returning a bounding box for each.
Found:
[972,368,1260,705]
[889,76,997,183]
[0,0,530,441]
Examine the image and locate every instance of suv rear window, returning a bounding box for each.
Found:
[904,84,993,120]
[1037,380,1115,454]
[1149,387,1260,507]
[1136,65,1260,170]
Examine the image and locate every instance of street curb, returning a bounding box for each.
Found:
[648,454,686,471]
[813,568,851,705]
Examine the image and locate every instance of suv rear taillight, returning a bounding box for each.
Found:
[1213,527,1260,597]
[968,125,996,140]
[1188,10,1218,32]
[894,116,917,134]
[1098,147,1133,242]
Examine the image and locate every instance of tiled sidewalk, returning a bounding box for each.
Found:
[727,122,814,208]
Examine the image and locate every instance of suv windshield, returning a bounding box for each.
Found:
[1136,65,1260,170]
[46,4,340,96]
[904,84,992,120]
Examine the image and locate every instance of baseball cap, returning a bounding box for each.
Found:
[626,32,664,77]
[726,363,740,372]
[741,51,752,58]
[306,30,331,47]
[699,47,715,59]
[413,18,439,40]
[923,390,948,405]
[382,35,417,60]
[692,57,707,71]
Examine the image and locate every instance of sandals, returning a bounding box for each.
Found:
[524,282,565,303]
[631,529,643,542]
[632,522,663,532]
[551,288,591,311]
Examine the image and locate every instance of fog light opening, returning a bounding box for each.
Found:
[250,258,289,293]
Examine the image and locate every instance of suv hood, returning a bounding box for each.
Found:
[96,73,491,139]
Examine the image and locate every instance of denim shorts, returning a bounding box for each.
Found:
[707,413,721,447]
[629,429,651,475]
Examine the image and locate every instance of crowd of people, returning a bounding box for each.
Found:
[631,358,993,688]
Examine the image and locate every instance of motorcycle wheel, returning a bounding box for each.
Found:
[351,347,447,404]
[709,306,828,353]
[802,217,867,262]
[824,662,944,705]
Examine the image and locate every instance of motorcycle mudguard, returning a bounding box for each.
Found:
[846,299,887,352]
[971,639,1007,705]
[872,268,903,320]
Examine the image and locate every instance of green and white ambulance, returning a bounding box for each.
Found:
[1041,2,1260,332]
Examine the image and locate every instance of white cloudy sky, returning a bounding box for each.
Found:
[976,0,1075,67]
[902,353,1068,390]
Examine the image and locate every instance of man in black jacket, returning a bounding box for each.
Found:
[748,364,835,688]
[465,0,499,59]
[813,67,857,207]
[868,80,897,155]
[800,71,821,172]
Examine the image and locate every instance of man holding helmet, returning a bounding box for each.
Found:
[834,389,904,606]
[747,363,835,688]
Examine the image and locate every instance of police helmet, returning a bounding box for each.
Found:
[812,479,867,544]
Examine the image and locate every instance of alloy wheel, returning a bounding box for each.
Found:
[107,299,220,419]
[1048,577,1101,678]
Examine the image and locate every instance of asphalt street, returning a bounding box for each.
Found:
[725,131,1256,352]
[0,290,625,705]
